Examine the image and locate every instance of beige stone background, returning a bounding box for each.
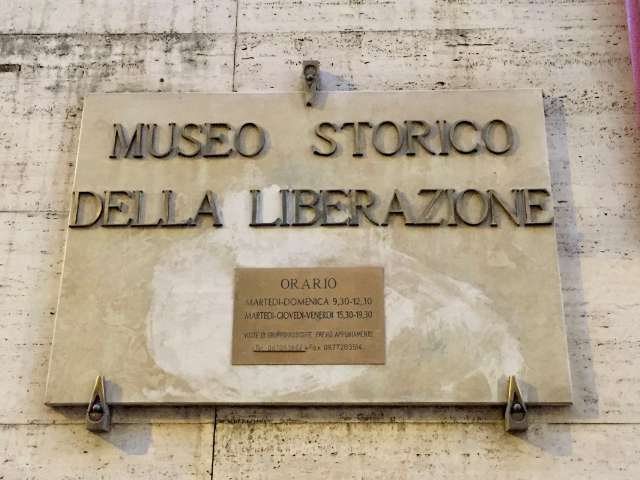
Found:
[0,0,638,478]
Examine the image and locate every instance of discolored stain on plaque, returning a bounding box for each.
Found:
[232,267,385,365]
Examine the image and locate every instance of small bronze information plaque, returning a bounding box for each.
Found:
[232,267,385,365]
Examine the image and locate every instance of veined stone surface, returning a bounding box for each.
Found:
[45,90,570,405]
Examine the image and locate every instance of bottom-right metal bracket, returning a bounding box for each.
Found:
[505,375,528,432]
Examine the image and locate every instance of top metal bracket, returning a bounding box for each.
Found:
[302,60,320,107]
[505,375,528,432]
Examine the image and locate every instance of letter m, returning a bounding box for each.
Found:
[109,123,144,158]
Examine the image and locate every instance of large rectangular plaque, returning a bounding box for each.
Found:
[46,89,572,405]
[232,267,385,365]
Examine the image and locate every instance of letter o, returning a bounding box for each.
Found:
[455,189,489,226]
[235,122,266,157]
[280,278,290,289]
[372,121,404,156]
[482,119,514,154]
[327,277,337,289]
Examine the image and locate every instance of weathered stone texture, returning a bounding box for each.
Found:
[1,0,639,478]
[213,422,640,479]
[237,0,625,32]
[2,1,237,34]
[0,423,214,479]
[0,33,234,212]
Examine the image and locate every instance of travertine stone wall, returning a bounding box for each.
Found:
[1,1,638,478]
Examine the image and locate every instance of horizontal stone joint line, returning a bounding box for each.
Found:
[0,209,66,215]
[0,24,629,41]
[0,32,232,39]
[213,420,640,426]
[0,420,216,426]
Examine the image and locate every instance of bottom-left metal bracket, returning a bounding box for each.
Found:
[86,375,111,433]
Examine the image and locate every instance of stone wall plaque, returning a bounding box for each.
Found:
[232,267,385,365]
[45,89,572,405]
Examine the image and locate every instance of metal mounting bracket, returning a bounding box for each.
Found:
[302,60,320,107]
[505,375,528,432]
[86,375,111,433]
